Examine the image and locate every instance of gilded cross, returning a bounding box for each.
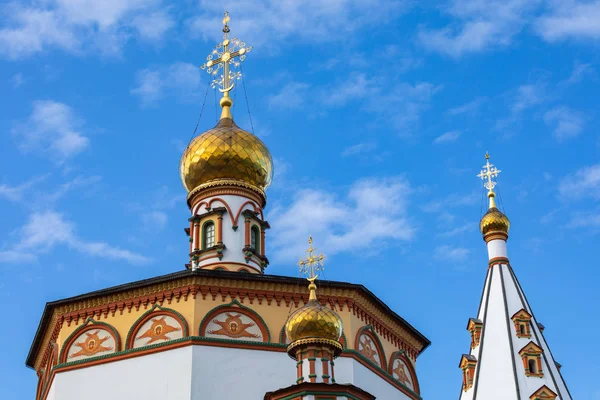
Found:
[200,11,252,93]
[298,236,325,281]
[476,152,501,193]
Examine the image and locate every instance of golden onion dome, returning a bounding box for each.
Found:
[480,193,510,236]
[179,114,273,194]
[285,281,343,345]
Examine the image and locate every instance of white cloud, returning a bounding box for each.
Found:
[268,82,310,111]
[544,106,584,141]
[496,82,546,131]
[1,211,150,265]
[419,0,540,57]
[565,62,594,85]
[0,175,47,202]
[187,0,407,48]
[437,223,476,237]
[536,1,600,42]
[130,10,174,41]
[321,73,378,107]
[45,175,102,203]
[131,62,201,106]
[434,130,461,144]
[446,97,487,116]
[11,72,24,88]
[567,211,600,229]
[434,245,470,262]
[559,164,600,200]
[268,73,439,135]
[368,82,441,135]
[269,177,414,262]
[143,211,168,232]
[13,101,89,162]
[0,0,173,59]
[422,191,478,213]
[341,142,377,157]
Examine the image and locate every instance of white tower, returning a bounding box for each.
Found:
[458,154,572,400]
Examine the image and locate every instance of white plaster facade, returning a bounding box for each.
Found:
[46,346,414,400]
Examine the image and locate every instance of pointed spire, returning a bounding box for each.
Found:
[200,11,253,121]
[458,155,572,400]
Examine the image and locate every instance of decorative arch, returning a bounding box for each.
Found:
[388,350,420,394]
[237,266,253,273]
[191,201,209,215]
[207,198,235,224]
[126,304,189,349]
[355,325,386,369]
[59,318,120,363]
[234,200,263,225]
[200,300,270,343]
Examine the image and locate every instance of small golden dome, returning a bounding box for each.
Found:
[180,118,273,194]
[480,193,510,237]
[480,207,510,236]
[286,282,343,345]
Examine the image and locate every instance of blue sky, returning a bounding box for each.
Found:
[1,0,599,398]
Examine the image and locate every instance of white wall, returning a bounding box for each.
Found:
[48,346,415,400]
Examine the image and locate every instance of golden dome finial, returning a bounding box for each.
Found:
[477,153,510,239]
[285,237,343,358]
[200,12,253,121]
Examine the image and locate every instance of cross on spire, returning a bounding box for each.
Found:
[477,152,502,194]
[200,11,252,94]
[298,236,325,282]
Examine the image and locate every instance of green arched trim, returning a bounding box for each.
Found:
[388,350,420,395]
[199,299,271,342]
[355,325,387,369]
[339,332,348,349]
[58,318,121,363]
[125,304,189,349]
[279,325,287,344]
[201,220,215,250]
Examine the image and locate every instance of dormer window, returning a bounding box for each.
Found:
[511,309,532,338]
[467,318,483,349]
[203,222,215,249]
[459,354,477,392]
[519,341,544,377]
[529,385,557,400]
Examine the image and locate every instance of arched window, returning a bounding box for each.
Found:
[528,359,537,374]
[250,226,260,252]
[203,222,215,249]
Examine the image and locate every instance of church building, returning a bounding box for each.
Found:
[26,12,571,400]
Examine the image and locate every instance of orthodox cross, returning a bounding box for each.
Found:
[298,236,325,282]
[200,11,252,93]
[477,152,501,194]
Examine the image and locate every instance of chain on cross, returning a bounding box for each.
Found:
[200,11,252,93]
[477,152,502,194]
[298,236,326,281]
